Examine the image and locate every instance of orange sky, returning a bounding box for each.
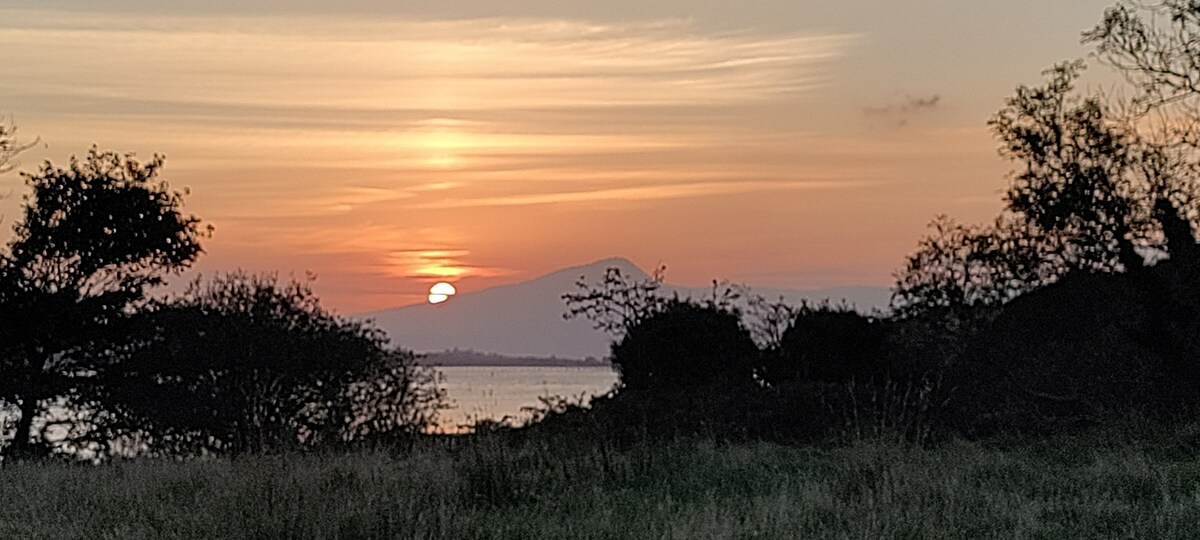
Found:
[0,2,1122,311]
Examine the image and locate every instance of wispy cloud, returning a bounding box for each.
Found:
[385,249,511,280]
[417,179,867,209]
[0,11,856,113]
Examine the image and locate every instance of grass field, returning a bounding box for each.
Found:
[4,430,1200,539]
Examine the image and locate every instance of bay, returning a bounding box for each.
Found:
[434,365,619,432]
[0,366,621,446]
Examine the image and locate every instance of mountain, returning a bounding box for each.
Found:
[361,257,891,359]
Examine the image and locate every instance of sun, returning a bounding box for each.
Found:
[427,281,457,304]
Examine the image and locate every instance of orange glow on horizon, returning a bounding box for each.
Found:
[2,5,1102,313]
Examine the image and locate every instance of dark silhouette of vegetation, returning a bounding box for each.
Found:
[88,272,445,457]
[766,307,885,385]
[0,117,35,176]
[888,7,1200,435]
[891,215,1053,320]
[544,2,1200,444]
[0,149,208,460]
[1088,1,1200,118]
[991,61,1154,273]
[610,300,758,392]
[562,264,667,336]
[562,266,932,444]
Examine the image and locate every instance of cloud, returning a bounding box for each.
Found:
[416,179,867,209]
[385,249,510,280]
[864,94,942,116]
[0,10,857,114]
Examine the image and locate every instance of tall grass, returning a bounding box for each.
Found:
[4,430,1200,539]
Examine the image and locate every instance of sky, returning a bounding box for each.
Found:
[0,1,1122,312]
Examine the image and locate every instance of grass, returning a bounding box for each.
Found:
[4,430,1200,539]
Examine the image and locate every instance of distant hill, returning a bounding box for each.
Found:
[362,257,891,359]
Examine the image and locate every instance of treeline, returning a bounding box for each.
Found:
[0,147,445,461]
[419,350,609,367]
[534,2,1200,444]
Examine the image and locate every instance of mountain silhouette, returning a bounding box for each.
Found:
[361,257,890,359]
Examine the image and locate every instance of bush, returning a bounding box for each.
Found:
[766,308,886,385]
[610,300,759,393]
[947,270,1194,436]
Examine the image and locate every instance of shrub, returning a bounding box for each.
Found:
[610,300,759,393]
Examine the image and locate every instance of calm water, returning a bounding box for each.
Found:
[0,366,621,443]
[435,366,619,431]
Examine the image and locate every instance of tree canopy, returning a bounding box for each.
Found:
[90,272,445,457]
[0,149,208,459]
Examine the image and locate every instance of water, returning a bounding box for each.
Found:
[0,366,621,445]
[435,366,619,431]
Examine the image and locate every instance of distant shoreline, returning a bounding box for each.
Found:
[417,350,611,368]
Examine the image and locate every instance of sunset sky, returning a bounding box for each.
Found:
[0,1,1120,311]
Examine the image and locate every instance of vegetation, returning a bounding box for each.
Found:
[0,149,209,460]
[89,272,446,457]
[610,300,758,392]
[5,429,1200,539]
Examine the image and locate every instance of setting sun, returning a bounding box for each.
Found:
[427,281,457,304]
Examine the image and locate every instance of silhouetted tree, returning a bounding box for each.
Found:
[891,215,1055,319]
[739,288,804,351]
[1088,2,1200,117]
[991,61,1154,273]
[1085,0,1200,233]
[0,149,207,459]
[91,272,445,457]
[563,264,667,336]
[0,117,36,176]
[610,300,758,392]
[892,59,1200,321]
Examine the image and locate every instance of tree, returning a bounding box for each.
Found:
[891,215,1056,319]
[1085,0,1200,232]
[1087,1,1200,116]
[892,59,1198,320]
[0,148,208,459]
[90,272,446,457]
[562,264,668,336]
[610,300,759,392]
[990,61,1153,273]
[0,117,35,176]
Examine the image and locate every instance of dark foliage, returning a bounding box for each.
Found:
[0,149,208,460]
[945,199,1200,435]
[991,61,1150,273]
[893,61,1193,322]
[891,215,1055,319]
[610,300,758,392]
[764,307,886,385]
[1086,1,1200,114]
[88,272,445,457]
[562,264,667,336]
